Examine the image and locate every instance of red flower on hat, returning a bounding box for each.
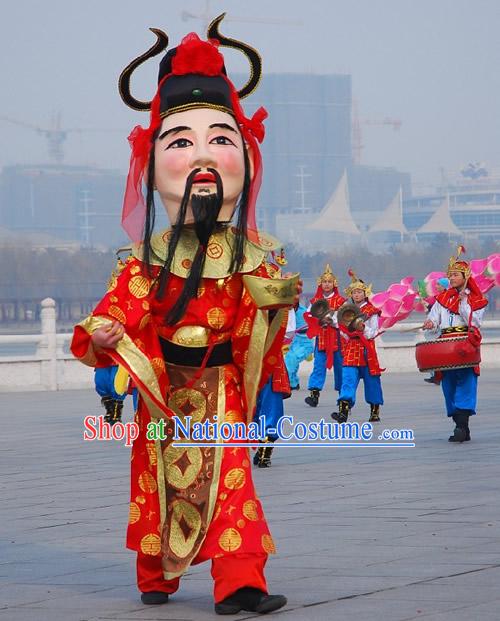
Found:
[172,33,224,76]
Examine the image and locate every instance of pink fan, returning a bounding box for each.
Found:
[484,253,500,288]
[371,277,418,330]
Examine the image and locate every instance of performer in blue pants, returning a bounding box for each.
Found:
[340,364,383,409]
[253,309,294,467]
[94,365,137,424]
[305,264,346,408]
[284,303,314,390]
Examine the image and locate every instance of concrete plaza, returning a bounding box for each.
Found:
[1,369,500,620]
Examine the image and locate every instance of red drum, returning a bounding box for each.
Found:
[415,334,481,372]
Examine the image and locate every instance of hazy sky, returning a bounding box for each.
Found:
[1,0,499,190]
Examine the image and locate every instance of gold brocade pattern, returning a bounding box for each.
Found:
[224,468,246,490]
[169,388,206,424]
[139,314,151,330]
[161,364,225,580]
[151,357,165,377]
[262,534,276,554]
[128,275,150,298]
[139,471,158,494]
[206,241,224,259]
[169,499,203,559]
[235,317,251,337]
[129,502,141,524]
[219,528,242,552]
[108,305,127,324]
[164,445,203,489]
[141,533,162,555]
[146,444,158,466]
[242,500,259,521]
[207,307,226,330]
[132,227,281,278]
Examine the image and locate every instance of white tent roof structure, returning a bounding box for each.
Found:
[417,194,462,235]
[306,170,360,235]
[369,187,408,234]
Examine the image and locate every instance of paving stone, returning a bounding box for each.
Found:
[1,370,499,620]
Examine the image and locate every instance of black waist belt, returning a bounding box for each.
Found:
[159,338,232,367]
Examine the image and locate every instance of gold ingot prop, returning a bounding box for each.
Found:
[242,273,300,309]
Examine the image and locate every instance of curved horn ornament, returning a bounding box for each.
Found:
[118,28,169,111]
[207,13,262,99]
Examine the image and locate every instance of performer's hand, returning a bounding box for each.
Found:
[91,321,125,350]
[458,289,468,300]
[422,319,434,330]
[293,278,303,306]
[319,315,333,327]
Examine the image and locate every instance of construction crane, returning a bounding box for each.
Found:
[181,1,300,33]
[0,113,124,165]
[351,99,402,165]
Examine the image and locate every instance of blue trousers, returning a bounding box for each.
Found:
[441,368,478,417]
[308,344,343,392]
[94,367,127,401]
[285,334,314,388]
[94,367,138,410]
[254,378,284,441]
[338,365,383,407]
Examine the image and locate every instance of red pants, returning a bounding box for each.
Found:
[137,552,268,603]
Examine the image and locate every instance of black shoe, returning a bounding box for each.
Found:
[448,410,470,443]
[214,587,287,615]
[331,399,350,423]
[253,438,274,468]
[102,397,124,425]
[369,404,381,422]
[141,591,169,605]
[448,427,467,443]
[305,389,320,407]
[424,377,435,384]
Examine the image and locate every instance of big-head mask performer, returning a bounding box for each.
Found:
[119,17,267,325]
[72,14,298,615]
[423,246,488,443]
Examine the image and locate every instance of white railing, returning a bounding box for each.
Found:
[1,298,500,392]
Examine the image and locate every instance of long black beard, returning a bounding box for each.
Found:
[162,170,224,325]
[145,145,250,327]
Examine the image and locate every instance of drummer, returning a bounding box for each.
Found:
[422,246,488,442]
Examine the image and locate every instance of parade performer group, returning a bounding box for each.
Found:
[422,248,487,442]
[72,16,300,614]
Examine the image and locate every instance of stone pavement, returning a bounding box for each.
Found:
[1,369,500,621]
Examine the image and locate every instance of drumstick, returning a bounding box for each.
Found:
[399,325,425,333]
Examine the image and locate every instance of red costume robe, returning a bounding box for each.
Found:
[71,228,292,584]
[306,290,346,370]
[341,301,382,376]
